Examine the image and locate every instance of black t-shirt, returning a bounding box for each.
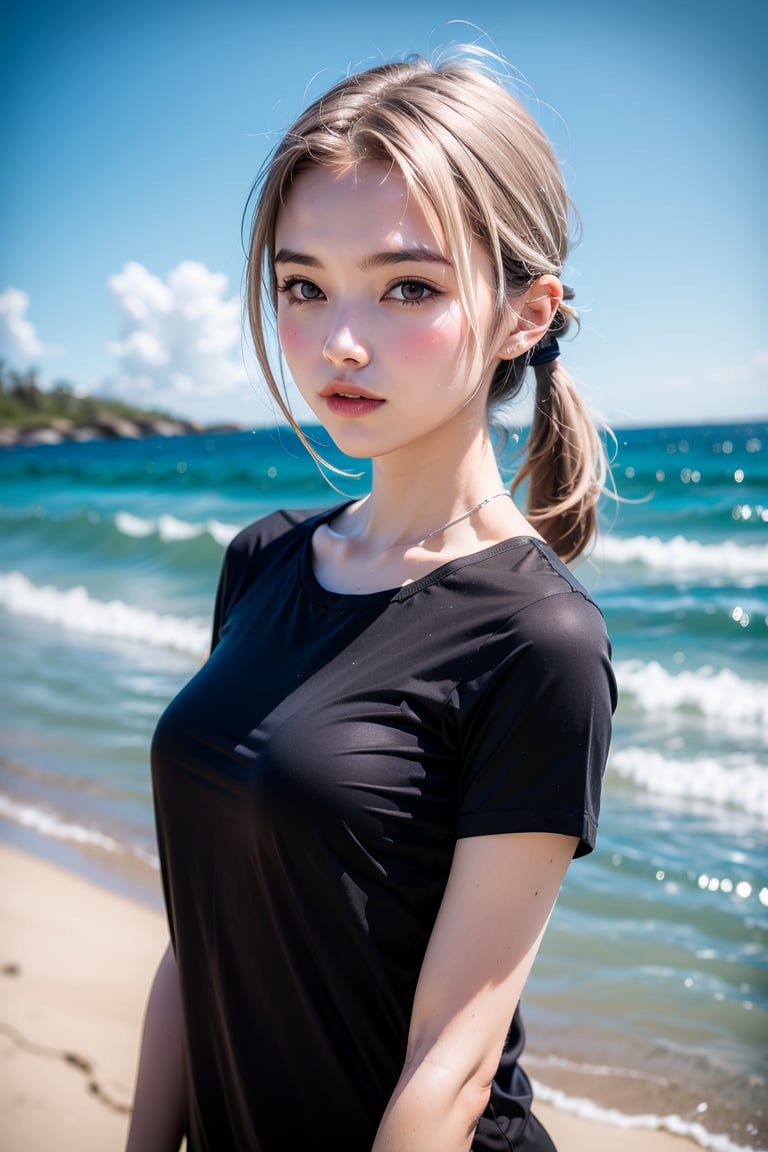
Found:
[151,506,616,1152]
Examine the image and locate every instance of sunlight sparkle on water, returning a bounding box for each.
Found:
[731,606,751,628]
[697,875,761,902]
[731,503,768,521]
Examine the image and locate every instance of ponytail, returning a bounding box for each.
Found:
[511,357,607,563]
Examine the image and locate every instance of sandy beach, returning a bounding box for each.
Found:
[0,841,708,1152]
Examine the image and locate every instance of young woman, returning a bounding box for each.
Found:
[127,53,616,1152]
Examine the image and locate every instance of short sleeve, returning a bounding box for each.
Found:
[456,590,616,856]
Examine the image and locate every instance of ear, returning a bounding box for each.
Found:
[496,275,564,360]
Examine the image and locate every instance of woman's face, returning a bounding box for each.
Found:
[273,161,506,462]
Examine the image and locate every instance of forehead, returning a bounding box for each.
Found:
[275,161,446,252]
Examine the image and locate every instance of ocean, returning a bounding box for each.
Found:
[0,420,765,1152]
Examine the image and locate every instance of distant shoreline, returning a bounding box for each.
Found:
[1,413,764,450]
[0,415,242,448]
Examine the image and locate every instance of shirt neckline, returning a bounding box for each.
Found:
[297,502,547,610]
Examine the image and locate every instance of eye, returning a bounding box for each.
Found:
[277,277,325,303]
[386,279,438,304]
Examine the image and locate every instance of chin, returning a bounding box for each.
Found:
[323,432,375,461]
[315,422,383,461]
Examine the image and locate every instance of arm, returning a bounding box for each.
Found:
[371,831,577,1152]
[125,941,186,1152]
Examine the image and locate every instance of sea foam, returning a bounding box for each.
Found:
[0,571,208,657]
[610,747,768,818]
[0,793,160,867]
[595,534,768,576]
[0,792,122,852]
[531,1079,762,1152]
[615,660,768,733]
[115,511,239,547]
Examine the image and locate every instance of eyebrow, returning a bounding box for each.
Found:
[274,247,451,271]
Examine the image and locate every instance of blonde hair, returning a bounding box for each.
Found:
[245,54,609,561]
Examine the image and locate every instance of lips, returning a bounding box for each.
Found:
[319,381,383,401]
[319,381,385,418]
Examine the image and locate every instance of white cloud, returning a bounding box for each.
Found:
[0,287,62,367]
[105,261,248,402]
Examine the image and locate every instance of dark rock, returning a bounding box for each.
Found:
[0,416,241,448]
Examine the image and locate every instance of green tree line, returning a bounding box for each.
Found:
[0,363,171,427]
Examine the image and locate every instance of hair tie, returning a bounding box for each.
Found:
[530,337,560,367]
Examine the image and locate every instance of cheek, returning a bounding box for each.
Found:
[276,316,312,363]
[391,314,465,363]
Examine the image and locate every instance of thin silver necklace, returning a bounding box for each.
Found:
[410,491,513,546]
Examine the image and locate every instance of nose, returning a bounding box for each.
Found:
[322,311,370,368]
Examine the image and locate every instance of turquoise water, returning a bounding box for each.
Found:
[0,421,766,1151]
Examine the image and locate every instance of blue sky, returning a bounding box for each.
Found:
[1,0,766,428]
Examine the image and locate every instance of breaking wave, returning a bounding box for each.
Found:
[615,660,768,733]
[610,746,768,818]
[0,571,208,657]
[595,534,768,576]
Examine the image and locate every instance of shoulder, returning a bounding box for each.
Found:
[227,506,323,561]
[448,536,607,644]
[218,509,308,598]
[212,505,338,644]
[456,538,615,707]
[510,540,608,649]
[223,503,349,576]
[479,535,596,604]
[515,539,611,665]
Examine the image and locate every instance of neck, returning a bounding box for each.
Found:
[339,425,508,551]
[312,422,539,596]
